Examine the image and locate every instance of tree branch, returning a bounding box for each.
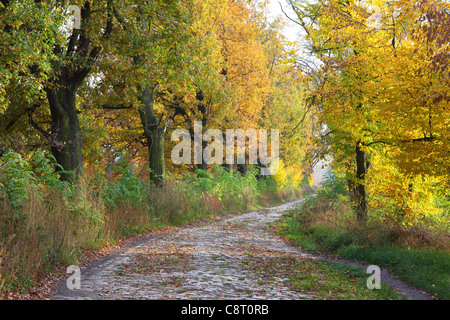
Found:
[104,0,114,39]
[401,136,435,143]
[101,103,133,110]
[28,104,51,138]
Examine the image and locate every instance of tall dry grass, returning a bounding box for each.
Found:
[0,184,106,292]
[0,167,303,294]
[293,190,450,251]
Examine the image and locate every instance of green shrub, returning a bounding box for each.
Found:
[0,151,305,295]
[0,150,36,213]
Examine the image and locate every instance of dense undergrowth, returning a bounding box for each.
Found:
[0,150,303,295]
[274,172,450,300]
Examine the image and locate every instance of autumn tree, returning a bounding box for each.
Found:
[0,0,64,156]
[1,1,195,183]
[1,1,129,181]
[288,0,449,223]
[84,0,229,184]
[250,11,314,185]
[162,0,272,174]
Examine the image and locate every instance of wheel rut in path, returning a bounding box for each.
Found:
[53,199,432,300]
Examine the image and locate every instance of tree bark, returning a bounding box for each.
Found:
[147,123,165,186]
[195,90,208,172]
[355,141,368,224]
[237,163,248,175]
[46,87,84,181]
[138,84,165,187]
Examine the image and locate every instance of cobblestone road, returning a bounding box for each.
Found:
[53,199,316,300]
[53,198,432,300]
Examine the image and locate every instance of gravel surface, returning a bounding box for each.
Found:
[52,199,432,300]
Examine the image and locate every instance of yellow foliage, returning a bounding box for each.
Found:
[288,166,304,188]
[274,159,288,188]
[292,0,449,224]
[367,149,443,225]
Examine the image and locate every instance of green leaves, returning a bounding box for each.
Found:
[0,150,35,213]
[0,150,65,213]
[0,0,64,112]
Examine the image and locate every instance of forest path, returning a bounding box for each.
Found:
[53,199,431,300]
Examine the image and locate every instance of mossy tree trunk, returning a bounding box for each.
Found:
[138,84,165,187]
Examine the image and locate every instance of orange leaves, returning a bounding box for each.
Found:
[218,0,271,129]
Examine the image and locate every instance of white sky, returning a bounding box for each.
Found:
[266,0,300,42]
[266,0,322,72]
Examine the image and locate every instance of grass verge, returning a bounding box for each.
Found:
[243,254,406,300]
[272,195,450,300]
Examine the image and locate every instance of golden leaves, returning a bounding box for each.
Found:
[293,0,449,223]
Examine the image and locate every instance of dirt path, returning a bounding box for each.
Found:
[52,199,432,300]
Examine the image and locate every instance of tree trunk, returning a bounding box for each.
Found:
[355,141,368,224]
[237,163,247,175]
[221,132,232,172]
[195,90,208,172]
[46,88,84,181]
[197,139,208,172]
[41,1,100,181]
[138,84,165,187]
[146,123,165,186]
